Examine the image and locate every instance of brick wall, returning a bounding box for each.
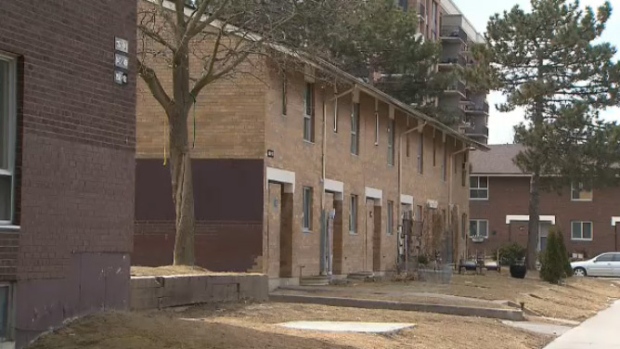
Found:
[470,176,620,258]
[263,64,470,276]
[0,0,137,347]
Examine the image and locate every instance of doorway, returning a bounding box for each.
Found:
[364,198,375,272]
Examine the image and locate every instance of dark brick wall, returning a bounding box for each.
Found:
[0,0,137,347]
[470,176,620,257]
[133,159,264,272]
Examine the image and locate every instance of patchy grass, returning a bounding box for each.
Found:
[130,265,261,277]
[312,272,620,321]
[30,303,551,349]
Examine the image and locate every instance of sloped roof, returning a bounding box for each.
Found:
[470,144,527,175]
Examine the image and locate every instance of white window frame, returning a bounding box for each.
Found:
[302,187,313,231]
[469,219,488,239]
[0,53,16,227]
[349,194,358,234]
[303,83,314,142]
[571,221,593,241]
[350,103,360,155]
[387,119,395,166]
[470,176,489,200]
[571,182,593,202]
[387,200,394,235]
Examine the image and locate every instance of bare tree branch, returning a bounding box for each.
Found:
[137,59,175,118]
[138,24,177,52]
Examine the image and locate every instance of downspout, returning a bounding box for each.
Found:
[397,120,425,272]
[320,85,356,276]
[449,146,474,263]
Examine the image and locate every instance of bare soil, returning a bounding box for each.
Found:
[30,302,551,349]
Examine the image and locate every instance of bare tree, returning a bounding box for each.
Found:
[137,0,306,265]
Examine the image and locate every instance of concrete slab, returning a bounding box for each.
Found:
[279,321,415,333]
[544,300,620,349]
[501,321,572,336]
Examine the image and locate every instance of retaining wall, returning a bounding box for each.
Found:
[130,274,268,310]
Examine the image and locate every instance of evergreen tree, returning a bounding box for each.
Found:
[555,228,573,278]
[540,230,572,283]
[481,0,620,269]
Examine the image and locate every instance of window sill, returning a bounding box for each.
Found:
[571,238,593,242]
[0,225,20,233]
[571,199,593,202]
[303,229,312,234]
[303,140,315,145]
[470,198,489,201]
[349,231,358,235]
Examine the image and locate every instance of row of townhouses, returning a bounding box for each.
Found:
[0,0,491,348]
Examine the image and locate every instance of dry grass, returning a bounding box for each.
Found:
[351,271,620,321]
[30,303,551,349]
[130,265,261,277]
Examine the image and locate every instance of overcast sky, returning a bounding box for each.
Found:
[452,0,620,144]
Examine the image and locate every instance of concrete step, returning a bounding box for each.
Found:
[347,271,375,281]
[299,275,330,286]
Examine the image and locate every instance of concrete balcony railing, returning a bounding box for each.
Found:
[439,54,467,67]
[440,26,468,42]
[446,81,467,96]
[464,100,489,114]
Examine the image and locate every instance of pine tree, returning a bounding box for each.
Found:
[555,228,573,278]
[482,0,620,269]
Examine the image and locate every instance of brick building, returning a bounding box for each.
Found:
[0,1,136,347]
[469,144,620,259]
[132,7,486,287]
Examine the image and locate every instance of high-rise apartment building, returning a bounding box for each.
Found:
[402,0,490,144]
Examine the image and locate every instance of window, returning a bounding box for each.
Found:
[405,133,410,157]
[417,132,424,174]
[349,195,358,233]
[281,72,287,116]
[387,119,395,166]
[470,176,488,200]
[415,205,423,221]
[595,253,615,262]
[302,187,313,231]
[351,103,360,155]
[333,96,338,133]
[571,182,593,201]
[571,221,593,241]
[374,111,379,146]
[0,284,13,342]
[387,201,394,235]
[397,0,408,11]
[0,55,16,226]
[442,144,447,181]
[303,83,314,142]
[469,219,488,238]
[432,138,436,166]
[461,160,467,187]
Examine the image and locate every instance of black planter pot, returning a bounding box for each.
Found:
[509,264,527,279]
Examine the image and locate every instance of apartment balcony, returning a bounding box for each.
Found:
[463,100,489,115]
[440,26,468,43]
[445,81,467,98]
[438,55,467,70]
[462,122,489,141]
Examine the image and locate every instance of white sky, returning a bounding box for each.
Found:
[452,0,620,144]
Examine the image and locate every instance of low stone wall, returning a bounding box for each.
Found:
[130,274,268,310]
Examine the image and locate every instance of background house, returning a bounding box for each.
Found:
[469,144,620,258]
[0,1,137,347]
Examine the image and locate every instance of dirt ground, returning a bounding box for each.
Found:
[130,265,261,277]
[308,271,620,321]
[30,302,551,349]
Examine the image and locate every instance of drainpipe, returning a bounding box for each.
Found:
[449,146,474,262]
[398,121,426,222]
[319,85,356,276]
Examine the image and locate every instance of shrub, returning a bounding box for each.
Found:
[498,243,526,266]
[417,254,429,266]
[540,228,572,284]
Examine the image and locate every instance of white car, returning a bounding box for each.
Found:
[571,252,620,277]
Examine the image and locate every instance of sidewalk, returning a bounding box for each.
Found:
[544,300,620,349]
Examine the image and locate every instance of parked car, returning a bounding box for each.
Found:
[570,252,620,277]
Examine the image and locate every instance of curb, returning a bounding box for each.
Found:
[269,294,525,321]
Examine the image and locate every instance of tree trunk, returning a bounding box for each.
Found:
[169,113,196,266]
[526,171,540,270]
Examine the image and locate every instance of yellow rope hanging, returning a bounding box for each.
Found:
[163,116,169,166]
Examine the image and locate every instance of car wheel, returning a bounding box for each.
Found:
[573,267,587,277]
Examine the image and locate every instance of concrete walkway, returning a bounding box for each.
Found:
[544,300,620,349]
